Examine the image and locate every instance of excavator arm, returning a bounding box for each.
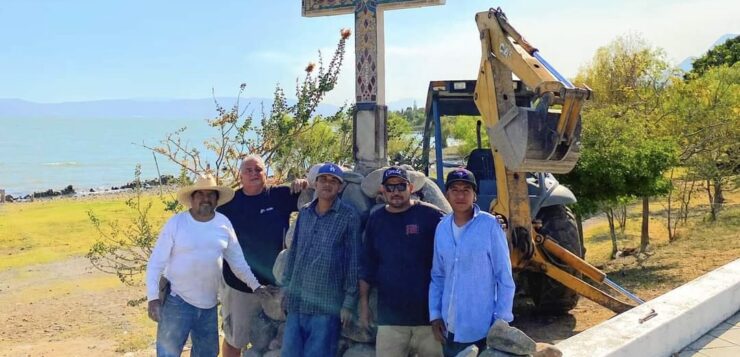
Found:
[473,8,642,313]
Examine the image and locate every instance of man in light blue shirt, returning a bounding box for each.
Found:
[429,168,515,357]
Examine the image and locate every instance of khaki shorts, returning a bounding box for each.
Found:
[220,281,263,349]
[376,325,443,357]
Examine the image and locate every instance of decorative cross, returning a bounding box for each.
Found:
[302,0,444,106]
[302,0,445,173]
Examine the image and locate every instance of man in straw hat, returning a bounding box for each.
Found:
[429,168,515,357]
[281,162,361,357]
[145,173,264,357]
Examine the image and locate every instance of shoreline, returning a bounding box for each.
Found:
[1,175,176,203]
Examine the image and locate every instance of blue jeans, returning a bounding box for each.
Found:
[281,312,341,357]
[156,294,218,357]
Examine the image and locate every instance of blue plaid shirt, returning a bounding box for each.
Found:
[283,197,361,316]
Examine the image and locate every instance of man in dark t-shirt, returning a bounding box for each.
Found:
[359,166,444,357]
[217,155,307,357]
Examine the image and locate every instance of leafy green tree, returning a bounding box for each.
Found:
[667,64,740,221]
[564,34,678,255]
[690,35,739,77]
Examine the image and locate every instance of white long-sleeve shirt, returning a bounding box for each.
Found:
[145,211,260,309]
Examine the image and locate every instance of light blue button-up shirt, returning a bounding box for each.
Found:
[429,204,515,343]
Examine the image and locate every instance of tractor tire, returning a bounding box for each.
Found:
[527,204,583,315]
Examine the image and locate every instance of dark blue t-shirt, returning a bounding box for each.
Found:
[360,201,444,326]
[218,186,299,291]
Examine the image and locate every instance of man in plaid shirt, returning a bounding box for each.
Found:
[281,162,361,357]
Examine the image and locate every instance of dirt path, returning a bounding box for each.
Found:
[0,257,155,356]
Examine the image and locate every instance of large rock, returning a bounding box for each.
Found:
[341,320,375,343]
[241,348,262,357]
[263,350,280,357]
[268,322,285,351]
[533,343,562,357]
[478,348,521,357]
[272,249,288,286]
[455,344,479,357]
[341,179,373,221]
[418,177,452,213]
[486,320,536,356]
[249,312,278,351]
[342,342,375,357]
[259,286,286,321]
[297,188,314,209]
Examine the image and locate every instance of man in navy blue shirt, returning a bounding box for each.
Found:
[359,166,445,357]
[218,155,307,357]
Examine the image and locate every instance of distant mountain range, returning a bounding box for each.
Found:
[678,33,737,72]
[0,97,421,119]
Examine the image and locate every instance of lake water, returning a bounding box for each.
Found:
[0,117,220,196]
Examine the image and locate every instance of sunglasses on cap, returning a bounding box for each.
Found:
[383,182,408,192]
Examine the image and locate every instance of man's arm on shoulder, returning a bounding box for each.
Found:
[492,221,515,322]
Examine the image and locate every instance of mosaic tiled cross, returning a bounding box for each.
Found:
[302,0,444,106]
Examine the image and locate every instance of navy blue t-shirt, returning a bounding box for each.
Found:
[218,186,299,291]
[360,201,444,326]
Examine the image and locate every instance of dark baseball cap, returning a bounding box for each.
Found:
[382,166,409,184]
[445,168,477,192]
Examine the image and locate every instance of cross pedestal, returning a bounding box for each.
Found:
[302,0,445,174]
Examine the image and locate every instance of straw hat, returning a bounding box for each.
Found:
[177,174,235,208]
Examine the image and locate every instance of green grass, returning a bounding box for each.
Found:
[581,188,740,299]
[0,194,169,270]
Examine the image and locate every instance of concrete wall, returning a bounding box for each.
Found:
[556,258,740,357]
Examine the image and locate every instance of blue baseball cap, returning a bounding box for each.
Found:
[445,168,477,192]
[316,162,344,183]
[382,166,409,184]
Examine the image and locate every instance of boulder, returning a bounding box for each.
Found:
[533,343,562,357]
[258,286,286,321]
[268,322,285,351]
[455,344,479,357]
[241,348,262,357]
[486,319,536,355]
[341,180,373,220]
[263,350,280,357]
[248,312,277,351]
[272,249,288,286]
[342,342,375,357]
[418,177,452,213]
[285,220,296,249]
[341,319,375,343]
[478,348,521,356]
[297,188,314,209]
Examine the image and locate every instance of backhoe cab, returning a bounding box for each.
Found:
[420,8,643,314]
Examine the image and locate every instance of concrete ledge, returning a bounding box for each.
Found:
[556,258,740,357]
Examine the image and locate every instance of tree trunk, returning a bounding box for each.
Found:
[706,179,717,221]
[575,213,585,256]
[640,196,650,253]
[712,176,724,218]
[667,169,674,242]
[606,208,618,258]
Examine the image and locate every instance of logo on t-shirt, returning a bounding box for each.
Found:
[260,207,275,214]
[405,224,419,235]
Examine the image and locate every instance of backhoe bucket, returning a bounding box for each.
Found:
[490,106,581,174]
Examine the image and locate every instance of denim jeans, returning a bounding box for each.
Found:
[281,312,341,357]
[156,294,218,357]
[442,332,486,357]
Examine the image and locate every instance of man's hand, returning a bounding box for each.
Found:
[431,319,446,344]
[290,179,308,194]
[493,213,508,230]
[340,308,353,329]
[253,285,268,296]
[358,301,373,331]
[148,299,162,323]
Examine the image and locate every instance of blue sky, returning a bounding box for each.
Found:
[1,0,738,106]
